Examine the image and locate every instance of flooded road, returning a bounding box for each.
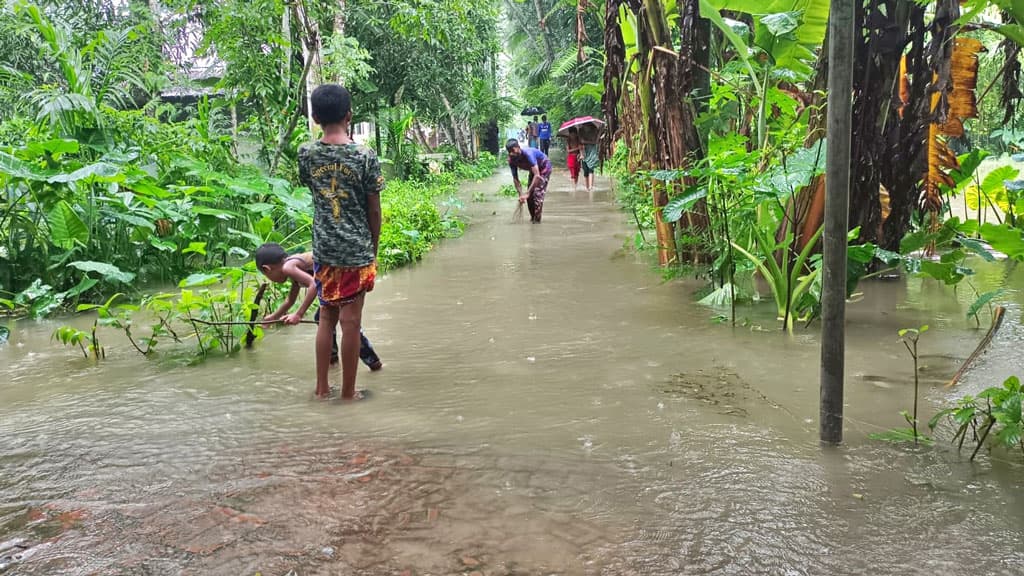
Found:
[2,169,1024,574]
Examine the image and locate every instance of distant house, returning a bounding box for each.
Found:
[158,59,225,104]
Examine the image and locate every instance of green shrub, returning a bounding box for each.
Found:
[377,175,461,271]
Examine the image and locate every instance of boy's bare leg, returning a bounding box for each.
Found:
[315,304,340,397]
[339,292,365,399]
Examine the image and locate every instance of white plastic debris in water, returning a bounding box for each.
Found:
[528,313,537,320]
[321,546,335,558]
[488,337,495,344]
[657,402,665,410]
[526,356,536,363]
[456,415,464,423]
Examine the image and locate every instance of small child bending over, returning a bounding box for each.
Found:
[255,243,382,374]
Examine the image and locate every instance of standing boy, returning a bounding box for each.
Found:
[299,84,383,399]
[255,243,382,372]
[528,116,539,149]
[537,115,552,155]
[506,138,552,223]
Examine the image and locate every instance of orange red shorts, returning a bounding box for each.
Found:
[314,262,376,307]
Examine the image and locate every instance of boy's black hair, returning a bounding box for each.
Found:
[255,242,287,268]
[542,114,547,121]
[505,138,520,151]
[310,84,352,126]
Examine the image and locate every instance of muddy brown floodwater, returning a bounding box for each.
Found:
[2,169,1024,575]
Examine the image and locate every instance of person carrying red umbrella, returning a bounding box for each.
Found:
[557,116,605,193]
[564,126,582,191]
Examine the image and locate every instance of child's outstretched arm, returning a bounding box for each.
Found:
[281,263,317,325]
[264,281,300,322]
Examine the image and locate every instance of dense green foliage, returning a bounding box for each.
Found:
[600,0,1024,333]
[504,0,605,124]
[0,0,502,326]
[931,375,1024,460]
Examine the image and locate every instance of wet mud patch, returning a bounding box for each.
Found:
[4,442,624,575]
[661,368,788,418]
[856,353,963,389]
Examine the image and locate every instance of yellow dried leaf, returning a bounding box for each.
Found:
[924,37,986,219]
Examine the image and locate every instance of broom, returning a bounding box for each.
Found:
[511,198,525,223]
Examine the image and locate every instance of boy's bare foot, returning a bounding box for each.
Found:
[368,360,383,371]
[341,389,370,401]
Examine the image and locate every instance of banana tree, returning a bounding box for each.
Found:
[602,0,710,266]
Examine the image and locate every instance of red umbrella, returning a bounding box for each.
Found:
[557,116,605,137]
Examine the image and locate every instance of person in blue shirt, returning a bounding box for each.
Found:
[506,138,552,223]
[537,115,552,155]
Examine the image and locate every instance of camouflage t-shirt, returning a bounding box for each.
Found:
[298,141,384,268]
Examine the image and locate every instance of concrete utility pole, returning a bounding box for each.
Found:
[820,0,854,445]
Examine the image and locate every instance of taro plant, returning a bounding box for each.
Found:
[730,224,822,332]
[174,267,269,356]
[48,268,273,360]
[52,325,97,359]
[52,292,125,360]
[929,375,1024,461]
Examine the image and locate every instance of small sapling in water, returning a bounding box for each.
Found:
[870,325,932,445]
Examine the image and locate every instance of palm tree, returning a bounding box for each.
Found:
[18,3,149,138]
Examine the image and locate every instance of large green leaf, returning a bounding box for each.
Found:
[47,200,89,249]
[700,0,760,88]
[760,11,801,37]
[706,0,829,47]
[25,138,80,157]
[191,206,238,219]
[0,150,54,181]
[179,272,222,287]
[967,289,1006,320]
[663,187,709,222]
[949,150,990,191]
[68,261,135,284]
[996,23,1024,47]
[48,161,123,183]
[980,223,1024,260]
[981,165,1020,196]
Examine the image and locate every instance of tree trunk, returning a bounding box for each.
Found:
[440,94,470,158]
[293,1,321,140]
[785,0,939,252]
[282,5,291,91]
[643,0,709,264]
[533,0,556,68]
[1000,10,1023,125]
[332,0,346,83]
[483,119,499,155]
[600,0,625,159]
[778,33,829,255]
[411,122,426,149]
[680,0,710,119]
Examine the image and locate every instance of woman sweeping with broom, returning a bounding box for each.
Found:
[506,138,552,223]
